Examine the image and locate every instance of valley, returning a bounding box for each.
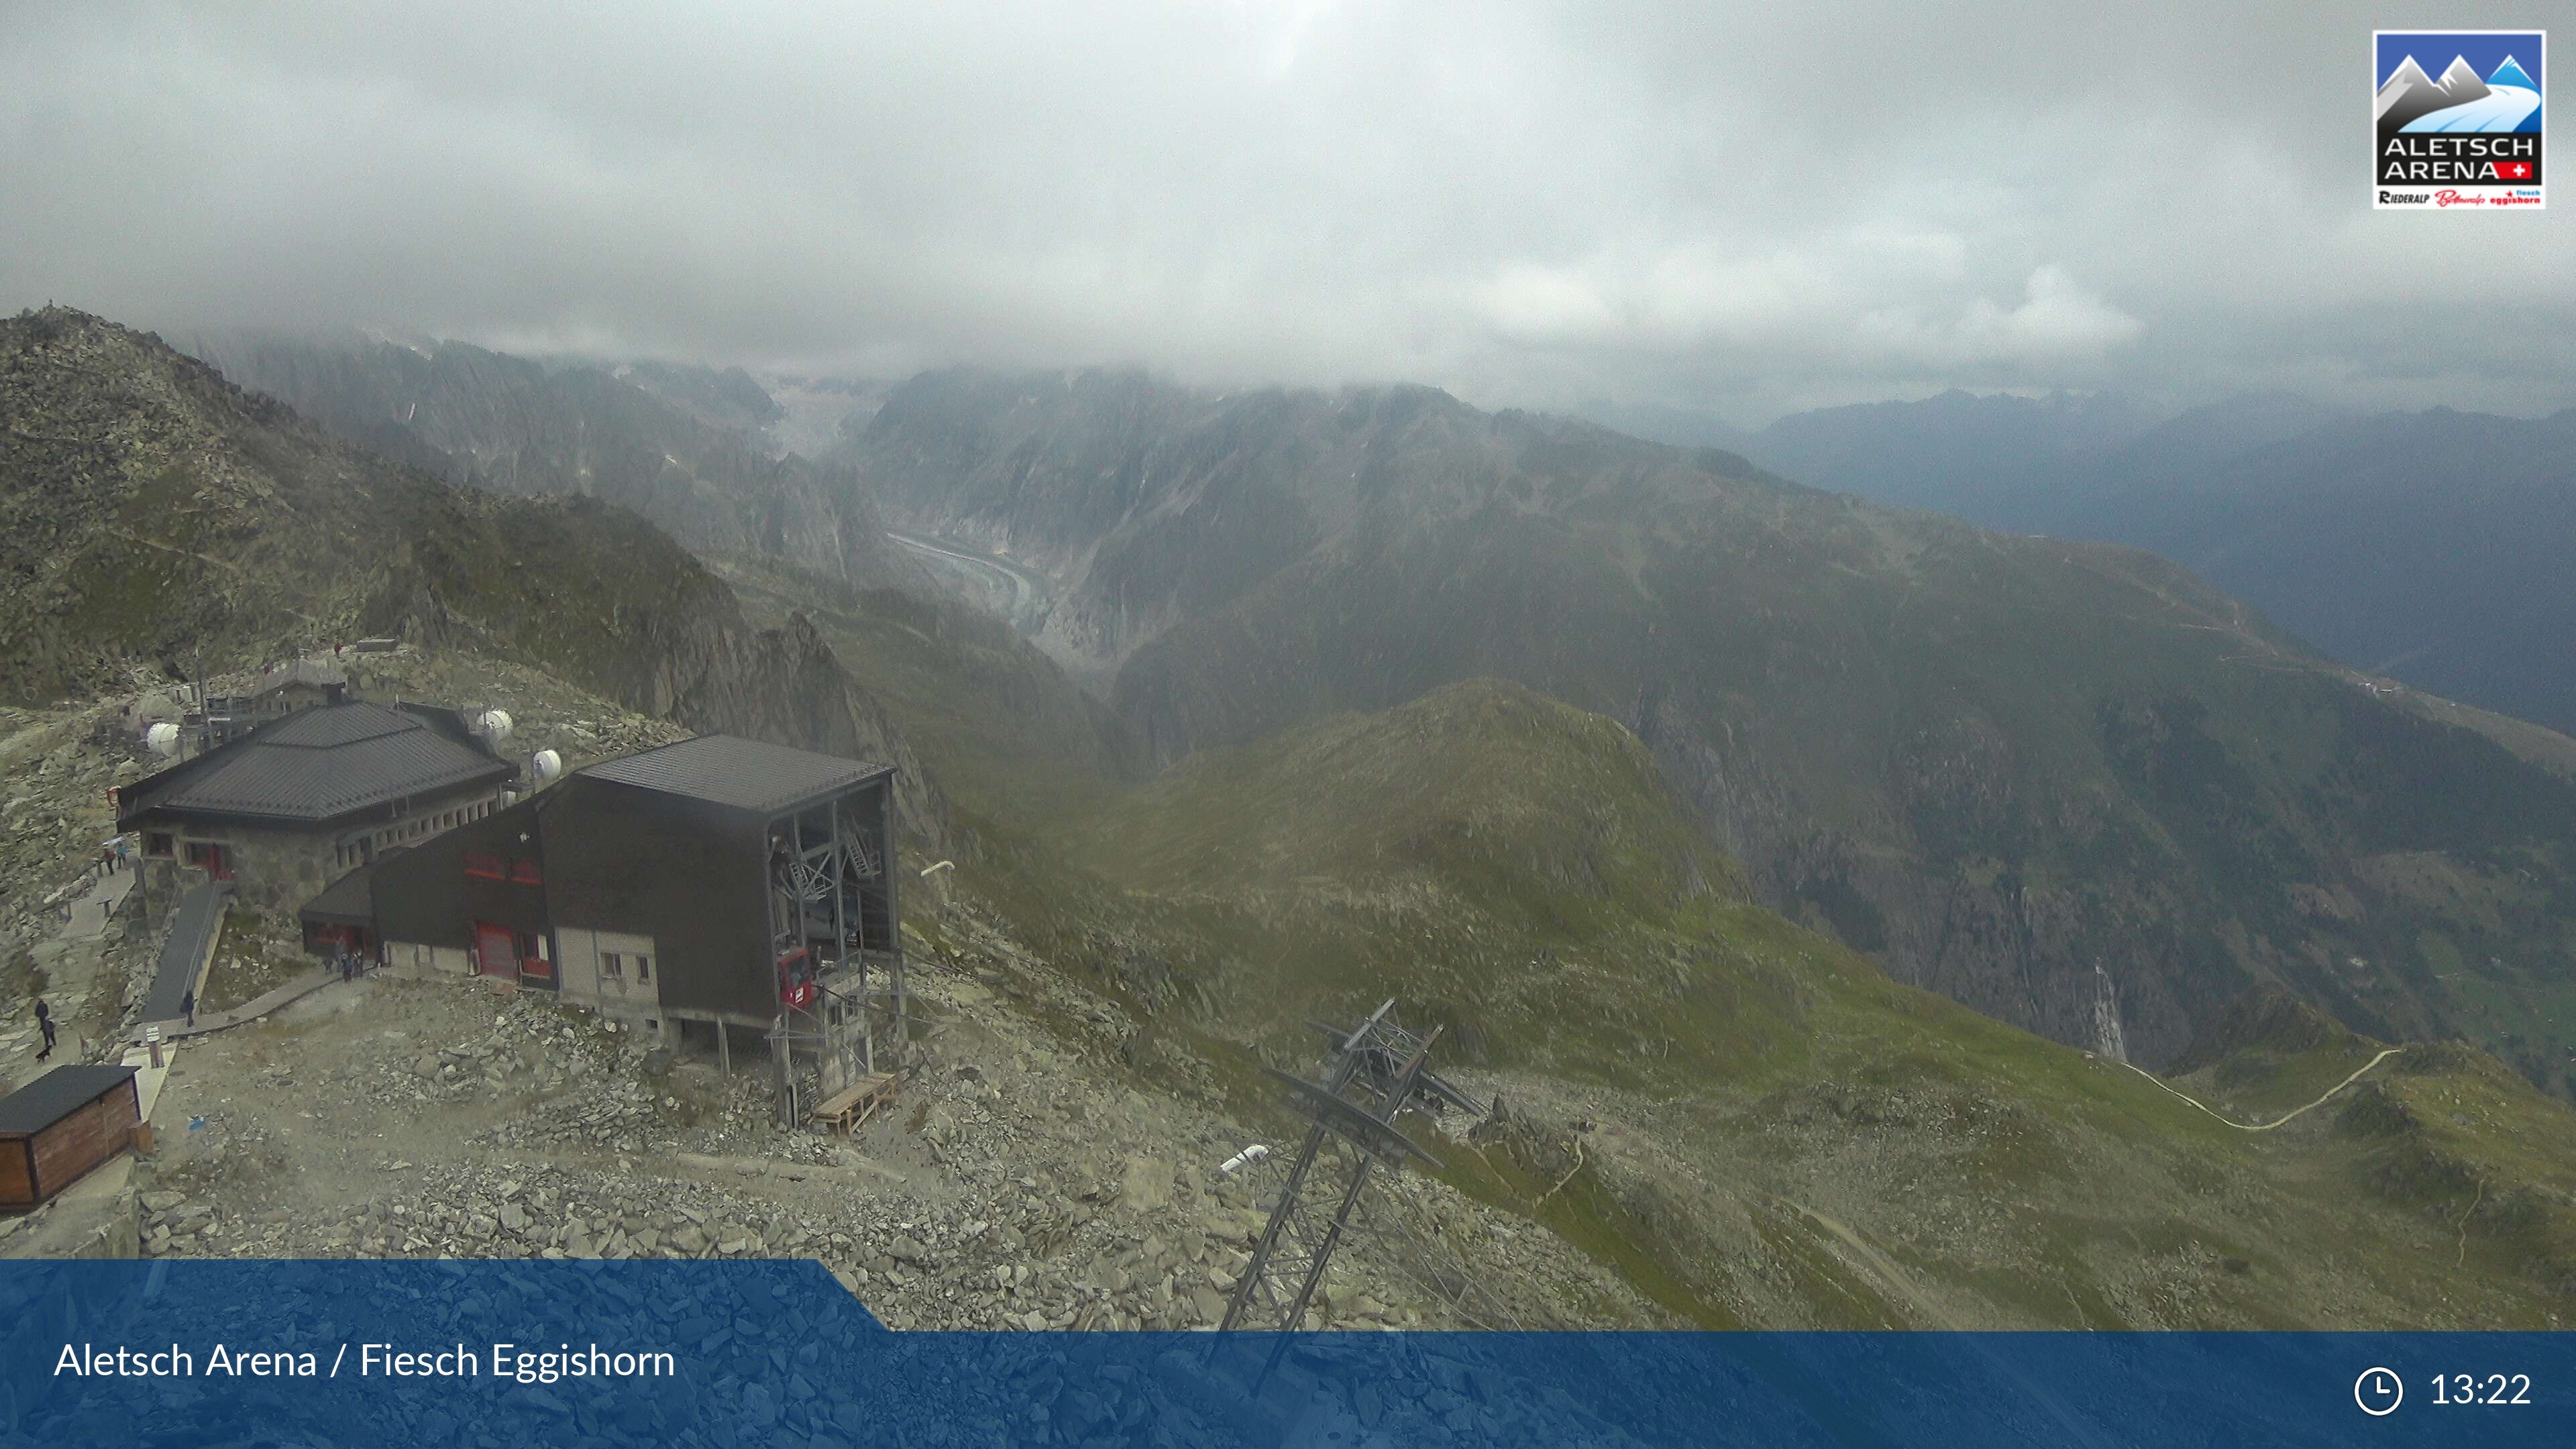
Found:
[5,307,2575,1336]
[837,368,2576,1092]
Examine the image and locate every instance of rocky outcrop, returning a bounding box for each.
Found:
[178,329,926,595]
[0,308,947,847]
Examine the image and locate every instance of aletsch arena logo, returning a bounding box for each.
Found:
[2375,30,2546,209]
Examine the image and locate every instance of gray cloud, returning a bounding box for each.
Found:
[3,1,2568,425]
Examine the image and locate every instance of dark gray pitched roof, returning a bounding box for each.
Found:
[300,865,374,926]
[119,701,513,826]
[578,734,889,814]
[0,1065,138,1136]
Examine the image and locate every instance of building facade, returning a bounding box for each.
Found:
[115,700,519,915]
[356,734,904,1101]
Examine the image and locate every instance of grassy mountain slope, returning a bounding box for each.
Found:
[707,578,2576,1326]
[0,307,944,841]
[849,368,2576,1089]
[1001,678,2576,1328]
[1112,680,2576,1330]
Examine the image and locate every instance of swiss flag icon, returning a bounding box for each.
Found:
[2498,160,2534,180]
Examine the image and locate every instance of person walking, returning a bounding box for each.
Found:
[34,1000,54,1061]
[180,988,196,1029]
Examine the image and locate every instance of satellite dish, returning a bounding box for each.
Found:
[477,709,514,741]
[146,722,182,758]
[531,749,564,783]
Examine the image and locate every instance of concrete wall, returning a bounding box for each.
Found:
[137,783,504,919]
[555,926,663,1026]
[138,826,338,916]
[384,941,474,975]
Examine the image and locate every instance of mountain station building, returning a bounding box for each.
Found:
[345,733,906,1108]
[115,699,520,914]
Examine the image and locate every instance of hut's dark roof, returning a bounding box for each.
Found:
[0,1065,138,1136]
[118,702,513,827]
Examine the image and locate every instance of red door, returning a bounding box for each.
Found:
[474,922,519,977]
[207,845,234,883]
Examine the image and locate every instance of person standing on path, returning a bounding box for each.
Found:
[180,988,195,1029]
[34,1000,54,1061]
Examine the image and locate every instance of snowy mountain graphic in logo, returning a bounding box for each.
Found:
[2372,30,2545,209]
[2377,51,2542,136]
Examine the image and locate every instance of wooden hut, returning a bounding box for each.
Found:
[0,1065,142,1208]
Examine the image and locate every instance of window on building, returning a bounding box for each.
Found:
[602,952,623,979]
[634,955,652,983]
[146,832,173,858]
[520,931,551,979]
[508,858,543,885]
[463,852,504,880]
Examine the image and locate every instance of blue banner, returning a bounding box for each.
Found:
[1,1259,2569,1446]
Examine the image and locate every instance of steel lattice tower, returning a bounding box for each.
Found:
[1216,1000,1487,1346]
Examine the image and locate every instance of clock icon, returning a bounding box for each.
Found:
[2355,1366,2404,1417]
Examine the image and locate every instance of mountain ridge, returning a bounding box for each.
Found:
[841,364,2576,1089]
[0,307,947,843]
[1743,388,2576,737]
[172,328,928,597]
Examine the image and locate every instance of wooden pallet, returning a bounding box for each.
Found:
[809,1072,901,1135]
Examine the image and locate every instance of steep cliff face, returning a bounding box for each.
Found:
[0,308,946,847]
[177,330,926,594]
[845,370,1487,671]
[845,366,2576,1085]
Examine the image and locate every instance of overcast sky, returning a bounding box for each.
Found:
[3,2,2569,427]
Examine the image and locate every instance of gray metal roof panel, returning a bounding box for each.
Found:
[0,1065,138,1136]
[142,701,511,822]
[260,703,413,747]
[577,734,889,814]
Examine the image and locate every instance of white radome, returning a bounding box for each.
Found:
[532,749,564,782]
[478,709,514,740]
[146,721,182,757]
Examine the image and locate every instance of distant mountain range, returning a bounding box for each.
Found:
[173,330,926,596]
[24,309,2576,1328]
[840,368,2576,1088]
[1741,390,2576,737]
[70,325,2576,1093]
